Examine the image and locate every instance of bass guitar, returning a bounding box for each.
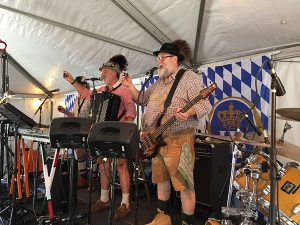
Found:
[140,83,217,158]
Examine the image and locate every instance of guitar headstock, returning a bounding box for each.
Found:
[200,83,217,98]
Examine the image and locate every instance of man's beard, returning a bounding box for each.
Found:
[158,65,172,79]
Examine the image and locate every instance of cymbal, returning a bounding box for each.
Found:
[277,141,300,162]
[196,133,270,148]
[276,115,298,122]
[276,108,300,122]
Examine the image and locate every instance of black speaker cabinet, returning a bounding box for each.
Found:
[87,121,139,160]
[194,141,232,217]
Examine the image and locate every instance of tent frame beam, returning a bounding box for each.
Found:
[111,0,170,44]
[7,53,51,96]
[193,0,206,67]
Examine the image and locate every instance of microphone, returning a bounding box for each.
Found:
[267,60,286,96]
[263,129,270,144]
[145,66,158,76]
[244,113,262,136]
[85,77,102,81]
[48,88,60,93]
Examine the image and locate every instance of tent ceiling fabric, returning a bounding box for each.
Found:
[1,0,300,95]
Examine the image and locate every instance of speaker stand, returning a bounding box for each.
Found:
[108,158,118,225]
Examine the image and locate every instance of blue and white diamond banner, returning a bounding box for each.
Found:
[141,75,159,113]
[65,93,78,112]
[202,54,271,132]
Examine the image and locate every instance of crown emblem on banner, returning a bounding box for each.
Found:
[217,103,245,128]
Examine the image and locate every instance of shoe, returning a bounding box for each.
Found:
[87,180,97,192]
[77,176,88,188]
[146,209,172,225]
[114,203,131,220]
[91,199,110,213]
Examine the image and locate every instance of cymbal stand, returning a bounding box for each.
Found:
[221,143,243,224]
[227,144,243,208]
[240,169,259,225]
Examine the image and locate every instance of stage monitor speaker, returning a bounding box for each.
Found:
[87,121,139,160]
[49,117,93,148]
[194,140,232,217]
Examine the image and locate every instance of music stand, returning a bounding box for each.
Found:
[87,121,139,225]
[0,103,36,225]
[49,117,93,225]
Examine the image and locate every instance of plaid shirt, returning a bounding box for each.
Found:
[73,96,90,118]
[138,69,211,137]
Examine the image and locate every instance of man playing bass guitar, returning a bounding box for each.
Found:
[121,40,212,225]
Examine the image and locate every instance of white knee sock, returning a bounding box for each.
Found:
[121,193,130,207]
[100,189,110,203]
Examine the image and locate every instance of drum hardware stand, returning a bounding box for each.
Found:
[220,143,243,224]
[278,121,292,145]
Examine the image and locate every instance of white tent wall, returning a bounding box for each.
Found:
[276,58,300,149]
[6,97,52,126]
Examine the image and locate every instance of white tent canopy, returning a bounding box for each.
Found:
[1,0,300,95]
[0,0,299,159]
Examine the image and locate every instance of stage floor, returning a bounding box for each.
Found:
[0,185,208,225]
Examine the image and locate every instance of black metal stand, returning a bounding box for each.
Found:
[0,120,13,192]
[69,149,75,225]
[269,87,278,225]
[267,60,286,225]
[8,121,21,225]
[107,158,117,225]
[87,158,93,225]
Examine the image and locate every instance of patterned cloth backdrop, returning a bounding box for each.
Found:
[201,54,272,133]
[140,75,159,113]
[65,93,79,113]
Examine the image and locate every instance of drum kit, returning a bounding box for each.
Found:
[202,108,300,225]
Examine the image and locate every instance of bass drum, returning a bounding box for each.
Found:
[259,163,300,225]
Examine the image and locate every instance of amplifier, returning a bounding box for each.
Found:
[193,140,232,217]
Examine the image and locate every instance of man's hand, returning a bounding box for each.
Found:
[175,108,196,121]
[63,71,75,83]
[57,105,67,114]
[120,72,132,88]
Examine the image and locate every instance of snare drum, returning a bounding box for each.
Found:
[259,163,300,225]
[234,154,272,194]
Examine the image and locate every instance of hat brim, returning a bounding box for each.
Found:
[99,65,121,74]
[153,50,185,62]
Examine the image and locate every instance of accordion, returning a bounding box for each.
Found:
[91,92,121,123]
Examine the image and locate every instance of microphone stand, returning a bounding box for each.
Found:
[88,80,97,121]
[269,85,278,225]
[268,61,286,225]
[134,71,155,225]
[34,92,52,127]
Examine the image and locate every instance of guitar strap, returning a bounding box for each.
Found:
[163,68,186,114]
